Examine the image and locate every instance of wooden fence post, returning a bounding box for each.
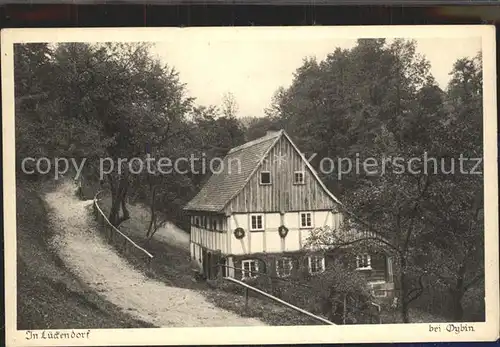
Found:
[245,287,249,310]
[343,294,347,324]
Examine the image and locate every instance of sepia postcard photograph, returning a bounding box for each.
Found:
[2,25,499,346]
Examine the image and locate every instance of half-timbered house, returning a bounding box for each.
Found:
[184,130,395,298]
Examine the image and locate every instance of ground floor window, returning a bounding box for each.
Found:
[356,254,372,270]
[241,259,259,279]
[308,255,325,274]
[276,257,293,277]
[372,289,387,298]
[369,281,388,298]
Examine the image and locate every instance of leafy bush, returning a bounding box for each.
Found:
[216,260,379,324]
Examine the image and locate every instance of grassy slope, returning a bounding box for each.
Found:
[16,181,153,329]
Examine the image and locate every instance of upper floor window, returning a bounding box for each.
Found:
[294,171,305,184]
[250,214,264,231]
[308,255,325,274]
[276,257,293,277]
[356,254,372,270]
[300,212,313,228]
[260,171,271,185]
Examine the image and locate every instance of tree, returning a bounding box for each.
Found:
[221,92,239,118]
[14,43,114,180]
[15,42,195,227]
[244,116,282,141]
[134,99,246,238]
[270,39,484,322]
[417,53,484,321]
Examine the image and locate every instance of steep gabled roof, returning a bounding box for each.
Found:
[183,129,342,213]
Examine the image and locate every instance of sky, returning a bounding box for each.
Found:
[151,33,481,119]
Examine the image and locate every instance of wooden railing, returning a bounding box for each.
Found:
[213,263,381,325]
[92,192,153,265]
[223,276,336,325]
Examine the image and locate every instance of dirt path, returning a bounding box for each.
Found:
[45,182,265,327]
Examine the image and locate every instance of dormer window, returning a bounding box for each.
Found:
[294,171,305,184]
[260,171,271,185]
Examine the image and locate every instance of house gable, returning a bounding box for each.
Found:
[183,132,281,212]
[224,131,340,214]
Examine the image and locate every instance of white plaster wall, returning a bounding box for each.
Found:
[227,211,338,255]
[191,226,227,253]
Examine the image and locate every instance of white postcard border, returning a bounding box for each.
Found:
[2,25,499,346]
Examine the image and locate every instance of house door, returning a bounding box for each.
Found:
[210,251,222,279]
[202,249,223,280]
[202,248,209,279]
